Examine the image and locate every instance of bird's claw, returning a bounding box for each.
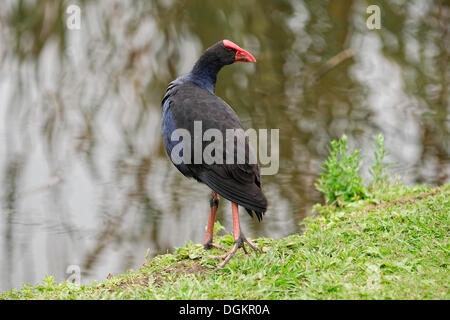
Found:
[197,242,227,252]
[208,236,261,268]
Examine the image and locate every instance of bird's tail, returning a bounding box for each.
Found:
[199,171,267,221]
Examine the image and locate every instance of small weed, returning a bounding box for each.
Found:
[369,133,393,188]
[316,133,396,206]
[315,135,367,205]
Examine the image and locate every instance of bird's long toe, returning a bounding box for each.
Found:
[218,242,240,268]
[202,242,227,251]
[243,237,262,253]
[211,236,261,268]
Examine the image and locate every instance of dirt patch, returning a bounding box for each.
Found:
[111,261,211,292]
[163,261,211,275]
[114,273,154,291]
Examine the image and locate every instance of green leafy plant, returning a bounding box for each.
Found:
[315,135,367,205]
[369,134,393,187]
[212,220,225,235]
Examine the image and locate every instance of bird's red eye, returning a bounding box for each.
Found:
[226,48,233,53]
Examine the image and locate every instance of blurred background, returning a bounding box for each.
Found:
[0,0,448,291]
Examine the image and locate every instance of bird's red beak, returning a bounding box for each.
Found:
[235,49,256,63]
[223,39,256,63]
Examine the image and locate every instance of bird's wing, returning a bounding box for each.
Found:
[167,80,267,216]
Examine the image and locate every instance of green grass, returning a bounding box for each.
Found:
[2,183,449,300]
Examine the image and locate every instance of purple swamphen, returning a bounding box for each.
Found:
[161,40,267,267]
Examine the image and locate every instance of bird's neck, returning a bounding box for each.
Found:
[189,55,223,94]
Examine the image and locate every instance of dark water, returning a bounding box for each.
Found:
[0,0,448,291]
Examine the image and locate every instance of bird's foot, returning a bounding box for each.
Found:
[209,236,261,268]
[197,241,227,252]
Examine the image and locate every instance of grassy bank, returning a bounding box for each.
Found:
[1,183,449,300]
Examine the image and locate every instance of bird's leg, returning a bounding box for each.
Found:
[214,202,261,268]
[201,191,226,251]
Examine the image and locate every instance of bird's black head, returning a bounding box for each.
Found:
[203,40,256,67]
[189,40,256,92]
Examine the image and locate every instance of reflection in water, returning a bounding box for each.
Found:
[0,0,448,291]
